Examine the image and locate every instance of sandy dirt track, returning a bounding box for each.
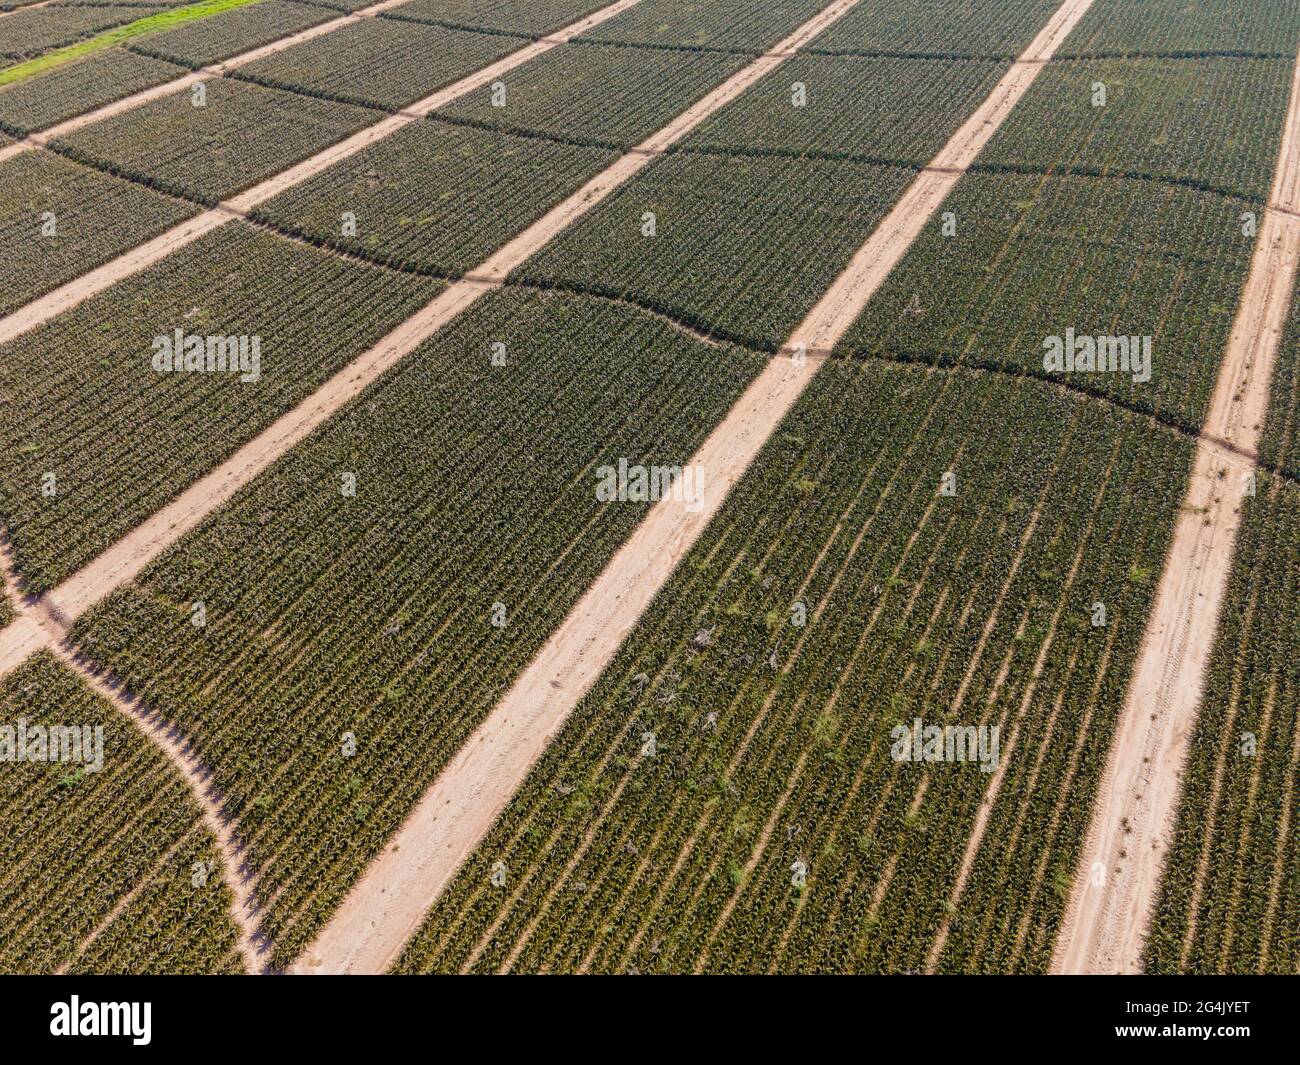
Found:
[1052,46,1300,975]
[0,0,869,973]
[0,0,831,665]
[0,0,414,165]
[0,533,264,972]
[291,0,1097,976]
[0,0,643,347]
[0,0,55,21]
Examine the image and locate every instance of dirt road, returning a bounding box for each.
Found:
[290,0,1098,976]
[0,0,415,166]
[0,0,643,347]
[0,532,265,972]
[1053,45,1300,974]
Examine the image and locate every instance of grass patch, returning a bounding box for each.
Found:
[0,0,264,86]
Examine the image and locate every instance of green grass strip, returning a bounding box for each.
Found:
[0,0,266,86]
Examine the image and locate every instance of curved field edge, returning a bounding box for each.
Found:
[0,651,243,973]
[68,290,768,968]
[391,361,1191,974]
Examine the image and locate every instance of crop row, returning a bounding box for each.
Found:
[51,0,197,6]
[0,2,152,62]
[0,46,184,134]
[515,151,914,350]
[252,120,619,277]
[393,362,1191,973]
[1259,271,1300,479]
[0,222,439,591]
[394,7,1298,972]
[231,16,522,110]
[381,0,610,37]
[428,41,747,148]
[978,56,1296,201]
[126,0,333,67]
[1144,474,1300,975]
[234,18,754,134]
[804,0,1061,58]
[840,171,1257,431]
[1144,269,1300,975]
[70,289,766,968]
[289,0,379,12]
[52,77,375,205]
[0,4,869,586]
[499,29,1056,350]
[0,150,197,316]
[41,0,1081,974]
[573,0,826,53]
[679,53,1003,165]
[0,652,241,974]
[1057,0,1300,58]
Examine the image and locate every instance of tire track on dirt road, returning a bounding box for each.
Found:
[1053,42,1300,975]
[0,0,643,346]
[0,530,266,972]
[289,0,1098,976]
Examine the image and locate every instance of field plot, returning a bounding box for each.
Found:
[977,56,1297,200]
[51,77,374,203]
[1143,476,1300,975]
[126,0,333,66]
[252,120,618,276]
[680,54,1002,163]
[1058,0,1300,57]
[393,362,1190,974]
[69,289,766,968]
[296,0,398,11]
[806,0,1062,56]
[6,0,1296,985]
[0,47,184,134]
[510,20,1065,351]
[515,152,913,349]
[386,0,611,36]
[234,17,519,110]
[1260,276,1300,479]
[1143,279,1300,975]
[0,653,243,974]
[0,3,153,61]
[0,150,197,315]
[0,222,439,592]
[574,0,826,52]
[49,0,200,6]
[839,172,1255,429]
[433,42,747,147]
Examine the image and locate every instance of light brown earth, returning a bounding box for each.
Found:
[0,0,414,165]
[0,0,838,663]
[290,0,1098,976]
[0,0,859,971]
[0,0,643,346]
[0,532,264,972]
[0,0,55,20]
[1052,45,1300,975]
